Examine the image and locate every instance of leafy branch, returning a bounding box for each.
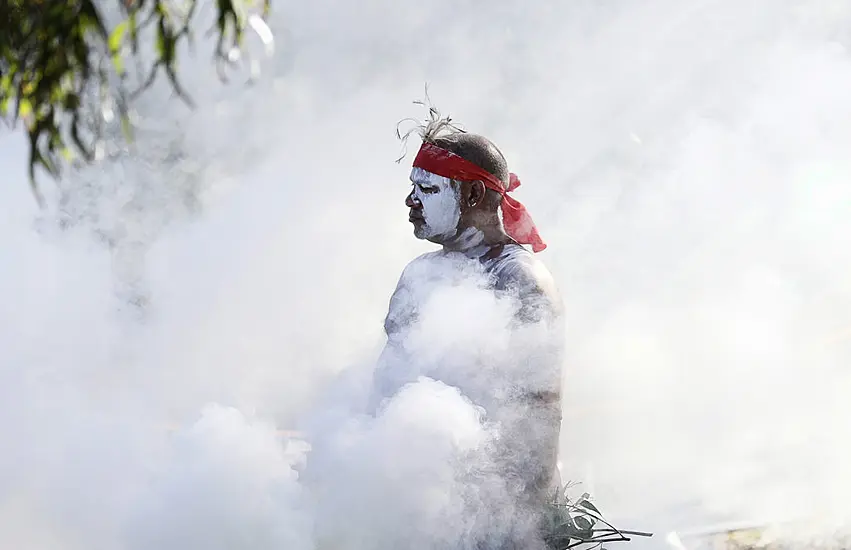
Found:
[542,486,653,550]
[0,0,274,205]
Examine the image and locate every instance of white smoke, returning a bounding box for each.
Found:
[3,0,851,548]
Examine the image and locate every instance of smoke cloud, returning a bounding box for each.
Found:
[2,0,851,548]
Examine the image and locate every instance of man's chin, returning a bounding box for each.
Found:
[413,226,455,245]
[413,228,437,243]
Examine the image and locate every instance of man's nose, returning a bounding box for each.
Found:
[406,191,419,208]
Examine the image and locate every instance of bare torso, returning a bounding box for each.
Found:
[374,242,565,504]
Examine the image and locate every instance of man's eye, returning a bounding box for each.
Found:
[420,186,439,194]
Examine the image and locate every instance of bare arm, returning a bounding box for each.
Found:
[367,270,417,413]
[494,260,566,501]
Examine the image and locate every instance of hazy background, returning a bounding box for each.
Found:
[2,0,851,548]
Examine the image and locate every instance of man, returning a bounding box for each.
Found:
[370,119,565,524]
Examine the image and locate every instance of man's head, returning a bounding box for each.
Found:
[406,133,509,246]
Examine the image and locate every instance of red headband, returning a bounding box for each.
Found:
[412,142,547,253]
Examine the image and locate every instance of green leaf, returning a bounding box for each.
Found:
[0,73,12,93]
[18,98,32,119]
[155,29,165,57]
[109,20,128,53]
[554,513,577,534]
[574,516,594,531]
[578,499,601,515]
[63,93,80,110]
[121,114,134,143]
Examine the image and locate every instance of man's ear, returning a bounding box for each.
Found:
[466,180,487,208]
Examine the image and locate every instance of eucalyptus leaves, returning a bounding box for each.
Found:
[543,486,653,550]
[1,0,273,203]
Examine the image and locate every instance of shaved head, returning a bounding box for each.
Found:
[430,133,510,188]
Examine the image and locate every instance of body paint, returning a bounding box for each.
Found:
[450,227,486,254]
[410,167,461,241]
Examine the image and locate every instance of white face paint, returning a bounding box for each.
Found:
[408,167,461,242]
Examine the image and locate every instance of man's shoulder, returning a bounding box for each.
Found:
[407,250,443,267]
[489,244,563,317]
[490,245,556,288]
[385,253,439,336]
[398,251,443,281]
[399,249,491,284]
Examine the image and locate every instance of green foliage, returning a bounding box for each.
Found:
[0,0,272,204]
[542,486,653,550]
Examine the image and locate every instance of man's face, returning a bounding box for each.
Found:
[406,167,461,243]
